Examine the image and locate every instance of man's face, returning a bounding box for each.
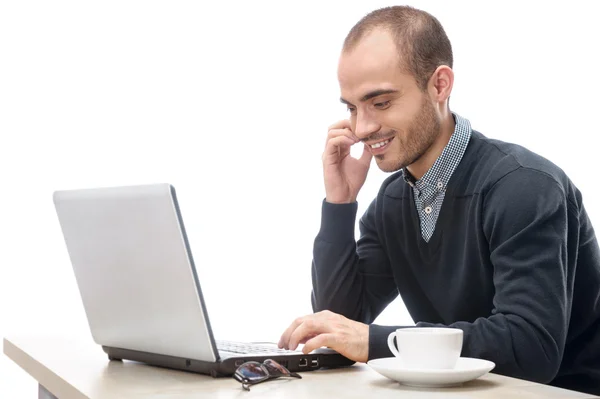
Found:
[338,29,441,173]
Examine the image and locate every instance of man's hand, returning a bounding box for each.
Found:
[277,310,369,363]
[323,120,373,204]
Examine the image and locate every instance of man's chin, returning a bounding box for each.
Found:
[374,156,404,173]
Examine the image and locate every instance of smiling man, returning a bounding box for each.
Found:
[278,5,600,395]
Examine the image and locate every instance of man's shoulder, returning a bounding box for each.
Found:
[459,130,574,196]
[472,130,560,172]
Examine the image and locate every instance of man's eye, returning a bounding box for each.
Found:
[374,101,391,109]
[347,106,357,114]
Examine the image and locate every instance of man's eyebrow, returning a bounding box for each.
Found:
[340,89,400,106]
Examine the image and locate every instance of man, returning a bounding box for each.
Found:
[277,5,600,395]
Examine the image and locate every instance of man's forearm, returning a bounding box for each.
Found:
[416,314,563,383]
[368,311,563,384]
[311,199,398,325]
[311,201,364,319]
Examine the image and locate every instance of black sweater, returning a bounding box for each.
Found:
[311,130,600,395]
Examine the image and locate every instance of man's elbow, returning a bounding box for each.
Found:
[523,359,560,384]
[515,343,561,384]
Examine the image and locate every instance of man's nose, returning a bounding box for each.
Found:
[354,110,380,141]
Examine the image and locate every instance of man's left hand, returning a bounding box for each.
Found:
[277,310,369,363]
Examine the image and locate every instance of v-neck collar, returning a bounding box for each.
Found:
[402,113,472,243]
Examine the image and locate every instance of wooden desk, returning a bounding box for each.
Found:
[4,335,598,398]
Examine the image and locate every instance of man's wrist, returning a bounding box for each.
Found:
[367,324,405,361]
[357,322,370,363]
[317,199,358,243]
[325,197,357,205]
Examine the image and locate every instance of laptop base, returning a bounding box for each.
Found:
[103,345,356,377]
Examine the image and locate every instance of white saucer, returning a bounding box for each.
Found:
[367,357,496,388]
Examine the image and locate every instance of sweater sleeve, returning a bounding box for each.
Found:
[416,168,574,383]
[311,198,398,327]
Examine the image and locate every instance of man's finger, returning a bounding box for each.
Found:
[302,333,336,355]
[299,334,318,344]
[359,143,373,165]
[328,119,351,131]
[288,318,330,351]
[278,316,306,349]
[327,128,357,144]
[324,136,356,159]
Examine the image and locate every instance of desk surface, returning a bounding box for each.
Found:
[4,335,599,399]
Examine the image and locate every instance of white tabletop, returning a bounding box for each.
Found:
[3,335,598,399]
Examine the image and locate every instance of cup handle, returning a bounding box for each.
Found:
[387,332,400,357]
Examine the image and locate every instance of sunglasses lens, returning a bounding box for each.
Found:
[235,361,268,383]
[263,359,291,376]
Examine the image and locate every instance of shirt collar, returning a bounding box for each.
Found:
[402,113,472,193]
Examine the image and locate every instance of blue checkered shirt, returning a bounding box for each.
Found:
[402,113,472,242]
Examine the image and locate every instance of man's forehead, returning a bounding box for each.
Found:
[337,54,401,86]
[346,27,396,53]
[338,29,398,71]
[337,29,410,93]
[337,56,414,101]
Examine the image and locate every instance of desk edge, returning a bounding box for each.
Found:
[3,337,89,399]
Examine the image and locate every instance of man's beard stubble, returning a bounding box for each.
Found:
[376,96,441,173]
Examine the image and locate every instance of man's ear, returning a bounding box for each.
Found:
[428,65,453,105]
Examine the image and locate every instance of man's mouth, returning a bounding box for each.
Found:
[367,137,394,154]
[370,139,391,149]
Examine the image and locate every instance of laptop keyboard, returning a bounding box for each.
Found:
[216,340,299,355]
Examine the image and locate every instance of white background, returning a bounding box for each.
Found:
[1,1,599,396]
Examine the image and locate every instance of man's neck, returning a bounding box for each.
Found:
[406,112,456,180]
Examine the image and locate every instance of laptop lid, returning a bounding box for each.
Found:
[53,183,219,362]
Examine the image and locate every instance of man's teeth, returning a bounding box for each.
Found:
[371,139,390,149]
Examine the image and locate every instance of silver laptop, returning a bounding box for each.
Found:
[52,183,354,376]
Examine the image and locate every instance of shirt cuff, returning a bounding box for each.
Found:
[368,324,398,360]
[368,324,419,360]
[317,199,358,243]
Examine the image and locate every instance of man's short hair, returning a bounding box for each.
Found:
[343,6,453,91]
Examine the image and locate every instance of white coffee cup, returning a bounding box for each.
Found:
[387,327,463,369]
